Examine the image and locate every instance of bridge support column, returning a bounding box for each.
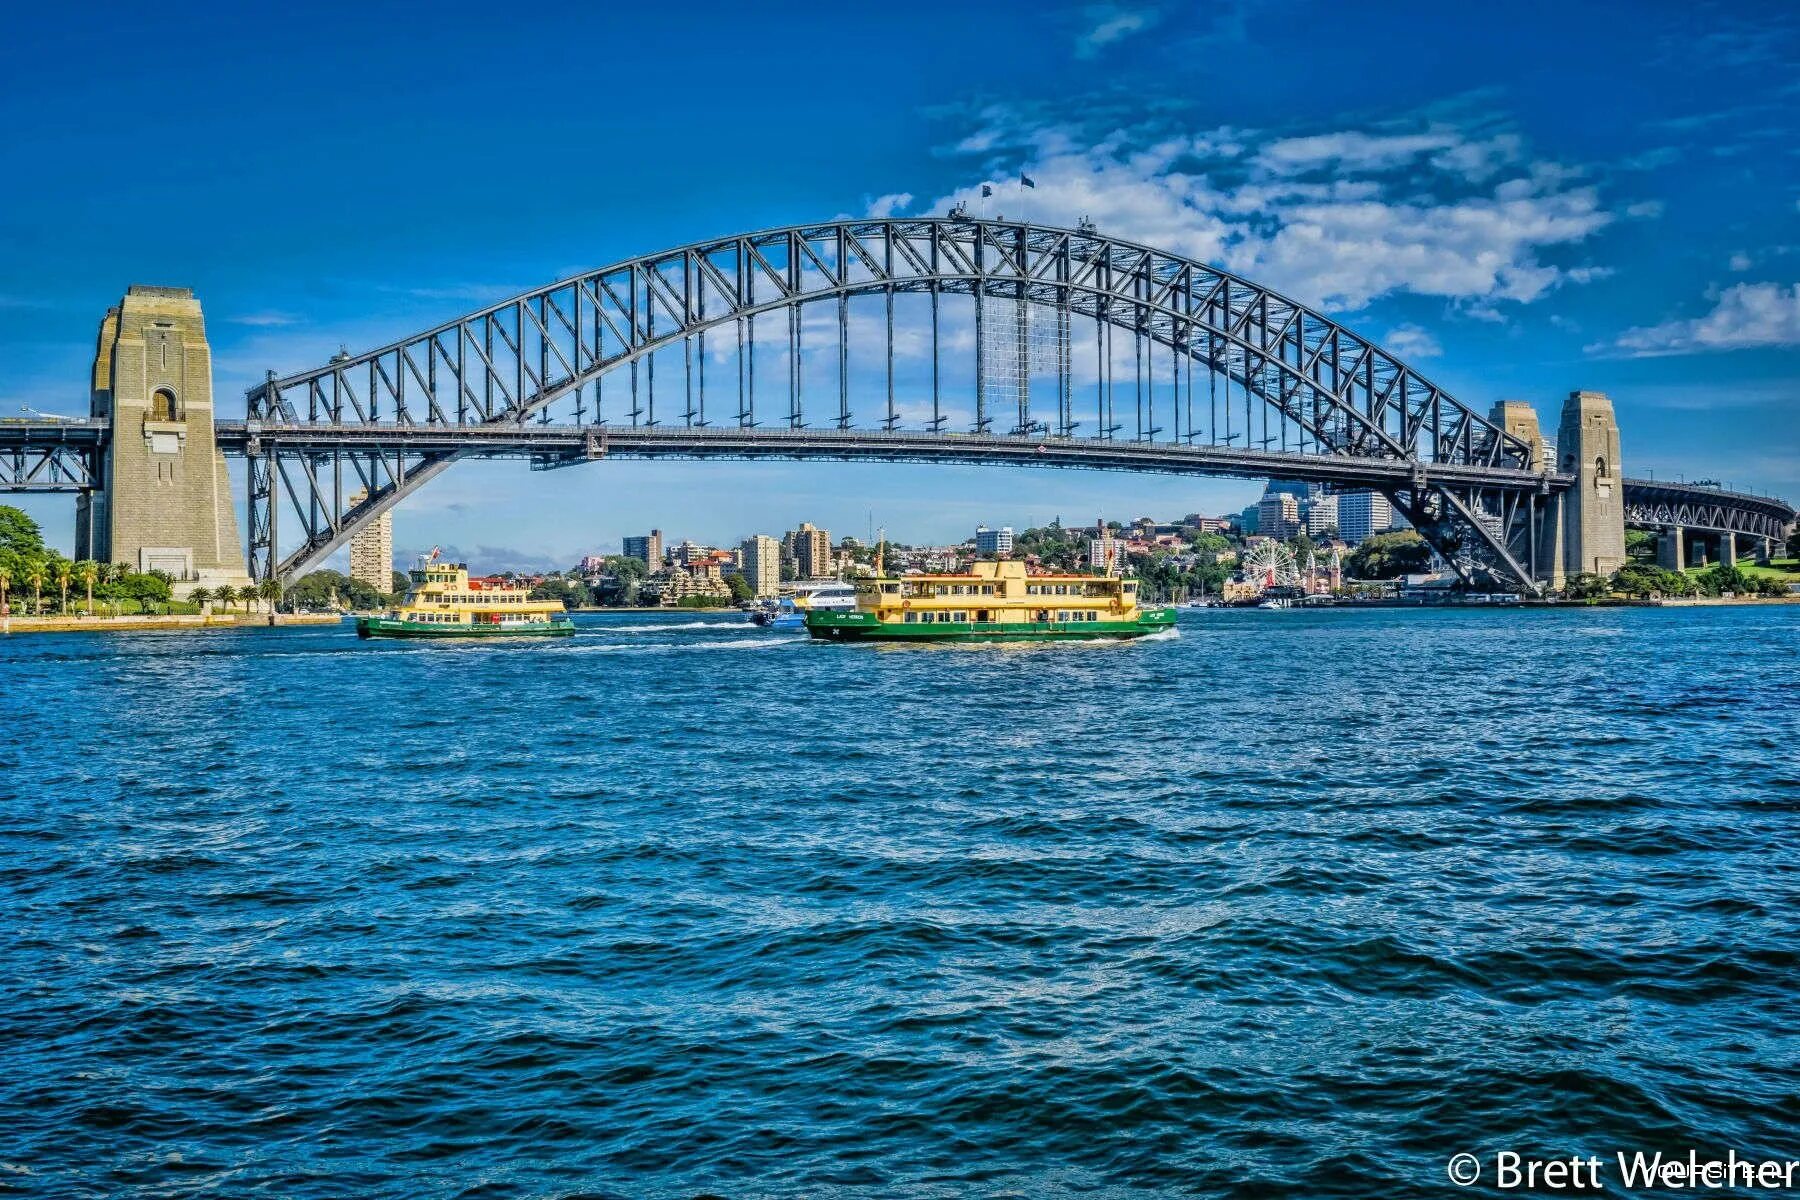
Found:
[89,286,252,598]
[1657,527,1685,571]
[1490,400,1562,590]
[1556,390,1627,581]
[1755,537,1773,565]
[1719,531,1737,568]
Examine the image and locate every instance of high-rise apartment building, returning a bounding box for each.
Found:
[1257,492,1301,539]
[974,525,1015,556]
[791,522,832,579]
[739,534,780,598]
[1305,494,1339,538]
[347,490,393,596]
[623,529,664,569]
[1088,533,1126,575]
[1336,491,1395,544]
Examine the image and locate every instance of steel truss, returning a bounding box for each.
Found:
[242,219,1562,585]
[1621,479,1792,543]
[0,420,104,491]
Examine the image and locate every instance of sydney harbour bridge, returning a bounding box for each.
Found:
[1,218,1791,594]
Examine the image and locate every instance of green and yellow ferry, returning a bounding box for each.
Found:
[356,557,575,640]
[805,559,1176,642]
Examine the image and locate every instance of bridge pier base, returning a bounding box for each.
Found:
[1490,400,1563,591]
[1556,390,1627,581]
[1719,531,1737,568]
[1755,537,1773,565]
[1657,527,1685,572]
[87,287,252,599]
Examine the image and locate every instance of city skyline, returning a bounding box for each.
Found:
[3,1,1795,568]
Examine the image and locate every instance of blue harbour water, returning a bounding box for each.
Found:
[3,606,1797,1198]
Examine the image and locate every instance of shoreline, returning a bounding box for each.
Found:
[0,612,343,635]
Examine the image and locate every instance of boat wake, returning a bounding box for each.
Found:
[591,620,750,633]
[551,636,800,655]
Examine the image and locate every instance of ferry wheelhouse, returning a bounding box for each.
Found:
[805,560,1176,642]
[356,557,575,640]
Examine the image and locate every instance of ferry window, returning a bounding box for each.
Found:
[882,584,899,594]
[904,612,918,623]
[1124,583,1137,593]
[956,611,969,622]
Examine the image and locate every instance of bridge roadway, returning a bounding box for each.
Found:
[220,420,1566,492]
[3,415,1794,542]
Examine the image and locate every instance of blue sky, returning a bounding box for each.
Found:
[3,0,1795,568]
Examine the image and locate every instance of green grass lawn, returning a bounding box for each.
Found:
[1730,557,1799,583]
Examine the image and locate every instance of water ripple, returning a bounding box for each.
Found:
[2,606,1796,1197]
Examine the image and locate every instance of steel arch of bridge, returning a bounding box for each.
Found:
[245,217,1553,584]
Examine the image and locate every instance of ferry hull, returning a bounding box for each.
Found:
[356,617,575,640]
[805,609,1176,642]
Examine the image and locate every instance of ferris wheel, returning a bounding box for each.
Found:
[1241,541,1301,590]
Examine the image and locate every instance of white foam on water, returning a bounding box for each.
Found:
[547,635,803,656]
[589,620,752,633]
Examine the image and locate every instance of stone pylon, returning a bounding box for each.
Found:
[76,286,252,597]
[1555,390,1627,580]
[1490,400,1564,589]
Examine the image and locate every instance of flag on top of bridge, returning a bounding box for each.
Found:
[980,184,993,198]
[1020,171,1036,188]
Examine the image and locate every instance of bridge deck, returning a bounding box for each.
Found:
[216,422,1566,492]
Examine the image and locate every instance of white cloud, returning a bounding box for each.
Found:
[1594,282,1800,356]
[1729,252,1754,271]
[865,192,914,219]
[927,110,1615,312]
[1383,324,1442,360]
[228,311,300,327]
[1624,199,1665,219]
[1075,4,1159,57]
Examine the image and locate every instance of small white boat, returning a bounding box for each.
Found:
[754,583,857,630]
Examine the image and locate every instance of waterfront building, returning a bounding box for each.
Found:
[791,522,832,579]
[1337,491,1395,544]
[1258,492,1301,540]
[975,525,1015,556]
[674,540,714,567]
[623,529,664,569]
[740,534,780,598]
[578,555,607,576]
[641,563,731,607]
[1239,503,1261,535]
[346,490,393,597]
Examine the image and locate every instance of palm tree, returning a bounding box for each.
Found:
[237,584,259,613]
[191,586,213,610]
[52,558,72,615]
[74,560,98,615]
[0,549,15,617]
[22,556,46,616]
[258,577,283,615]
